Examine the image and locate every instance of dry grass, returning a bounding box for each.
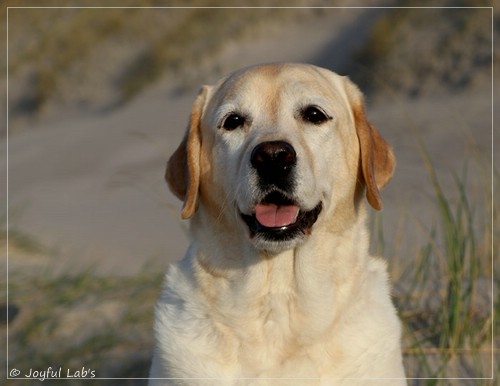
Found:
[4,263,164,385]
[5,0,325,118]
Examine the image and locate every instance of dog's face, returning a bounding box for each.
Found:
[167,64,395,252]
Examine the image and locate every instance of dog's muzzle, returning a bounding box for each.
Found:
[240,141,322,245]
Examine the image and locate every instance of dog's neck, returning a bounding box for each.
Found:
[187,203,371,321]
[174,203,374,356]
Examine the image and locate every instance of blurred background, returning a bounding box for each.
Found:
[1,0,498,384]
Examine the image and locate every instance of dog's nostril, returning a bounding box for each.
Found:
[251,141,297,172]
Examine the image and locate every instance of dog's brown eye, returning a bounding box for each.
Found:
[301,106,330,125]
[222,113,246,131]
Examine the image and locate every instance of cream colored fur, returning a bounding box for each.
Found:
[149,64,406,385]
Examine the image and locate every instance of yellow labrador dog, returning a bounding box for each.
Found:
[150,63,406,385]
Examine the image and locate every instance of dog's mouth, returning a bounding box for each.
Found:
[240,191,322,244]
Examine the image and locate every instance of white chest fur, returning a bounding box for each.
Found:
[150,231,405,385]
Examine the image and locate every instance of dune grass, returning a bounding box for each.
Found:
[401,183,493,382]
[4,263,165,385]
[5,1,325,115]
[386,144,496,383]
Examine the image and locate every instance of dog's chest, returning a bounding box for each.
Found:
[156,250,404,382]
[224,290,322,378]
[209,255,339,375]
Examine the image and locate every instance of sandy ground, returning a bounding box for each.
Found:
[2,9,497,277]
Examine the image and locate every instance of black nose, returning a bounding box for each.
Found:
[250,141,296,186]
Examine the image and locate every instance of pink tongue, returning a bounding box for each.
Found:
[255,203,300,228]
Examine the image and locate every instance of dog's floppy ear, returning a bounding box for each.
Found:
[166,86,210,219]
[345,80,396,211]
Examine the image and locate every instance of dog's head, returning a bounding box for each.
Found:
[166,64,395,252]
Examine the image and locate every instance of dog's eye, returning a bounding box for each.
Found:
[301,106,331,125]
[221,113,246,131]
